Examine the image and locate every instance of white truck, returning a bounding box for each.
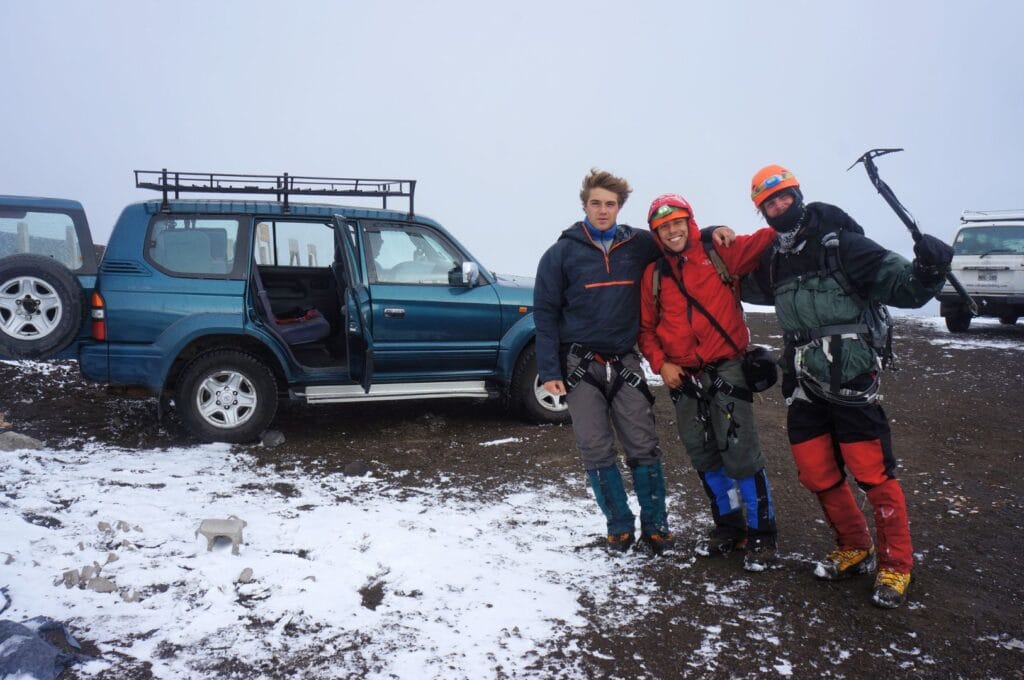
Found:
[938,210,1024,332]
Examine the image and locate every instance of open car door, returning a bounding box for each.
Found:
[334,217,374,391]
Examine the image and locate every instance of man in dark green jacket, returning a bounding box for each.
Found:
[743,164,953,608]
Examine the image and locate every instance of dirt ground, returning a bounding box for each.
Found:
[2,314,1022,678]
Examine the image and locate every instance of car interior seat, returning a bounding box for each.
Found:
[251,265,330,346]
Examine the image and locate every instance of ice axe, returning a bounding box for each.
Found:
[848,148,978,315]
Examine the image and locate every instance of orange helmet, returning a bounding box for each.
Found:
[750,165,800,208]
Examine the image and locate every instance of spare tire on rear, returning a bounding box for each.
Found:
[0,254,85,359]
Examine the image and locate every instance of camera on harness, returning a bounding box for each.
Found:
[742,345,779,393]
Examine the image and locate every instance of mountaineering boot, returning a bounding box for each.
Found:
[586,465,635,554]
[636,531,676,556]
[871,568,912,608]
[743,533,777,572]
[605,531,635,553]
[630,461,675,556]
[737,469,778,572]
[814,546,877,581]
[694,515,747,557]
[696,467,746,556]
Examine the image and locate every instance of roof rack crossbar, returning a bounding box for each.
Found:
[134,169,417,216]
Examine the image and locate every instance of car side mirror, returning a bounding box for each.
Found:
[448,261,480,287]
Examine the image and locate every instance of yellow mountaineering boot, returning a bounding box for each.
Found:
[813,546,877,581]
[871,568,912,609]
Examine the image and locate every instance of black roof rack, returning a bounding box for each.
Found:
[134,169,416,216]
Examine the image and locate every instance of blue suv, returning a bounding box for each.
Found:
[0,171,568,441]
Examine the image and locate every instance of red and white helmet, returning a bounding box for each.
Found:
[647,193,693,231]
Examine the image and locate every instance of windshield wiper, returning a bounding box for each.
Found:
[979,248,1015,258]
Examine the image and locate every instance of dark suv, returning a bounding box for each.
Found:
[0,171,568,441]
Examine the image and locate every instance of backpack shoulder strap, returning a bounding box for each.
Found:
[661,259,743,356]
[651,259,671,319]
[819,231,861,302]
[702,238,740,308]
[652,262,662,311]
[702,239,733,287]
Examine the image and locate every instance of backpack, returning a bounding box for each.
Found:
[818,232,895,370]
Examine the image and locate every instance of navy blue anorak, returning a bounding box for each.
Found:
[533,222,660,382]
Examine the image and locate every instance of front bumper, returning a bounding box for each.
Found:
[937,292,1024,317]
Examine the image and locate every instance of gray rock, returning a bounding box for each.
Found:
[344,461,371,477]
[60,570,79,589]
[196,516,246,555]
[0,618,78,680]
[261,429,286,447]
[86,577,117,594]
[237,567,254,583]
[0,431,43,451]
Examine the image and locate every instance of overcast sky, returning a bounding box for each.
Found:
[2,1,1022,276]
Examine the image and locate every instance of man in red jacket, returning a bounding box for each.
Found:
[638,193,779,571]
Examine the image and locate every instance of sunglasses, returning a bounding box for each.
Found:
[652,204,686,220]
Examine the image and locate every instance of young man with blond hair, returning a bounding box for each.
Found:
[533,168,674,555]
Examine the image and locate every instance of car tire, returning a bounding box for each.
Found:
[944,309,972,333]
[175,350,278,443]
[0,254,84,359]
[511,343,570,425]
[998,315,1018,326]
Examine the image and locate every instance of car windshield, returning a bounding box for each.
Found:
[953,226,1024,256]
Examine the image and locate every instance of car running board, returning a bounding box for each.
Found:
[301,381,490,404]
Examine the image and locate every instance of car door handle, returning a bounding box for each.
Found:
[383,307,406,318]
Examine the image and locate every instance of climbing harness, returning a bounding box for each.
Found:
[771,231,894,406]
[564,343,655,405]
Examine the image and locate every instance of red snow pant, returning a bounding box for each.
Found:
[788,396,913,573]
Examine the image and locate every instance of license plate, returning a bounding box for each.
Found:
[978,272,998,282]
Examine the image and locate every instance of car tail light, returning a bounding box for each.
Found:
[91,291,107,341]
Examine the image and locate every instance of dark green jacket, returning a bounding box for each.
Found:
[744,202,943,386]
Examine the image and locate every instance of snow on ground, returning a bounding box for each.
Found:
[0,443,677,678]
[1,315,1020,677]
[907,316,1024,351]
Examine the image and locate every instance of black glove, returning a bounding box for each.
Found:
[914,234,954,267]
[912,234,954,285]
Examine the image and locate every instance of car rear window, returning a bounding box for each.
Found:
[146,215,242,276]
[0,208,84,269]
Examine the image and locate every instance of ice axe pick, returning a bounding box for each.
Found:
[848,148,977,315]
